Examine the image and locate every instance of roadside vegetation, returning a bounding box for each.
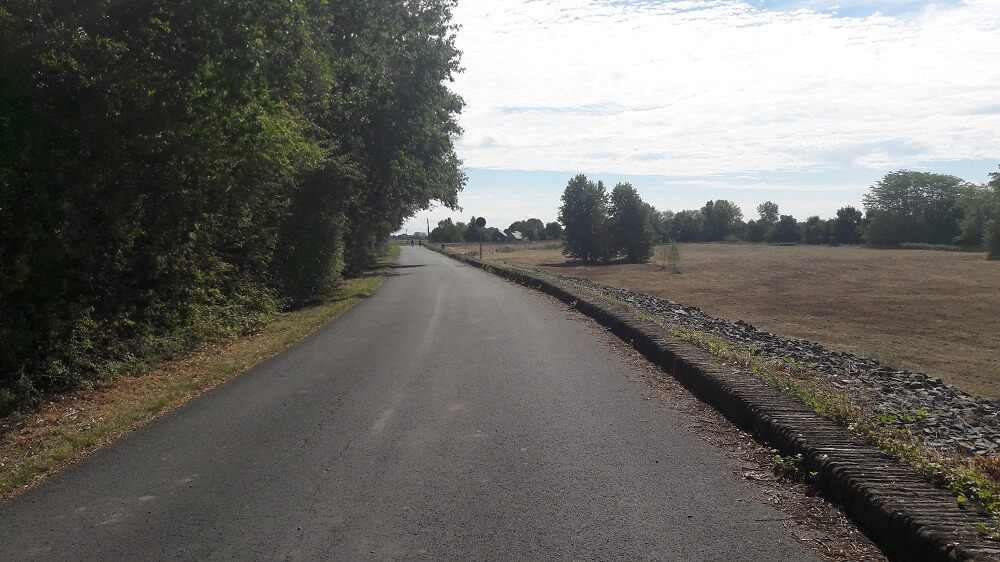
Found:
[0,247,398,500]
[0,1,465,414]
[668,326,1000,536]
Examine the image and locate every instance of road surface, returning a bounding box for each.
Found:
[0,246,822,560]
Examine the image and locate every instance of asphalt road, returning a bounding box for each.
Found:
[0,246,822,561]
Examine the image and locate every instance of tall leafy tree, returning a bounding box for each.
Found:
[558,174,610,262]
[984,167,1000,260]
[325,0,466,273]
[862,170,965,246]
[430,218,462,243]
[742,220,767,243]
[0,0,466,407]
[669,210,704,242]
[757,201,780,226]
[700,199,744,241]
[464,216,483,243]
[767,215,801,243]
[609,183,655,263]
[832,206,864,245]
[954,182,996,248]
[650,209,674,242]
[801,216,829,245]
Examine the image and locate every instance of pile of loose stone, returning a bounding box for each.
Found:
[558,274,999,458]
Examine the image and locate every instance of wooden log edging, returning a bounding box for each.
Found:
[442,250,1000,561]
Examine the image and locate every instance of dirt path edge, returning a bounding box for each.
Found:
[439,249,1000,561]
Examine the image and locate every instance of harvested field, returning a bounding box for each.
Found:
[445,242,1000,398]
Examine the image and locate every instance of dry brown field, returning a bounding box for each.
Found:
[445,242,1000,398]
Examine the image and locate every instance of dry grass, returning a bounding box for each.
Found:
[453,241,1000,398]
[0,248,398,500]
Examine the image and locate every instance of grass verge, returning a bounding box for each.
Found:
[668,327,1000,536]
[0,246,399,501]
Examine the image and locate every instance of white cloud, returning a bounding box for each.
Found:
[450,0,1000,177]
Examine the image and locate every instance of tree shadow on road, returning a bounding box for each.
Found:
[387,263,425,277]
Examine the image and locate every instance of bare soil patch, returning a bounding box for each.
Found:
[451,242,1000,398]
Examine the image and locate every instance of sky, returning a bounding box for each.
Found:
[396,0,1000,235]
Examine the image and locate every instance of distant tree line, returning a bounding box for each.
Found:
[430,217,497,243]
[0,1,465,408]
[650,167,1000,259]
[429,216,562,243]
[652,201,865,246]
[552,167,1000,264]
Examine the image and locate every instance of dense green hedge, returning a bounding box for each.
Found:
[0,0,465,410]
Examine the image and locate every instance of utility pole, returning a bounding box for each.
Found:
[426,218,430,242]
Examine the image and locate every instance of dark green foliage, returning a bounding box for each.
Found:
[544,221,564,240]
[985,168,1000,260]
[700,199,744,241]
[0,0,465,408]
[463,217,482,243]
[508,218,547,241]
[649,209,673,242]
[757,201,779,226]
[486,227,505,242]
[862,170,965,246]
[832,206,864,245]
[559,175,611,262]
[430,218,463,243]
[954,186,991,247]
[898,243,970,252]
[801,216,830,245]
[558,177,655,263]
[668,210,705,243]
[743,219,767,243]
[599,166,1000,259]
[986,220,1000,260]
[954,174,1000,257]
[864,209,908,247]
[767,215,801,243]
[609,183,656,262]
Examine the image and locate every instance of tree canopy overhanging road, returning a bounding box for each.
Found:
[0,247,823,560]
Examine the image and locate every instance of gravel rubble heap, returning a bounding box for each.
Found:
[557,274,1000,458]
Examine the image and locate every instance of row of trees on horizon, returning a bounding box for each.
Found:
[0,1,466,409]
[435,167,1000,263]
[425,216,563,244]
[644,168,1000,256]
